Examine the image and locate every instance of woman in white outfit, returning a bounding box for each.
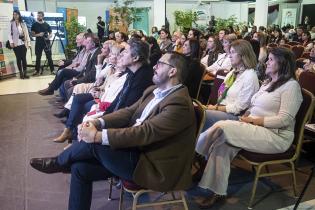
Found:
[8,10,31,79]
[201,39,260,131]
[195,47,303,208]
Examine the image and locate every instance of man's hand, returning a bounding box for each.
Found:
[78,121,99,143]
[58,60,65,66]
[38,32,44,37]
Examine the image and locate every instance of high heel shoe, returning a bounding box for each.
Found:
[53,128,72,143]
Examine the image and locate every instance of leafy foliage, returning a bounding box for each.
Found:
[214,15,246,33]
[111,0,147,28]
[173,10,198,33]
[64,16,85,51]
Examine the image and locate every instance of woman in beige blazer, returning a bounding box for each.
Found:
[8,10,31,79]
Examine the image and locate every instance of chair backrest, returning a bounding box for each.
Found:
[281,44,292,49]
[292,88,315,160]
[192,99,206,140]
[207,69,229,105]
[291,45,305,59]
[301,52,310,59]
[195,66,206,100]
[287,41,300,46]
[299,71,315,96]
[267,43,278,48]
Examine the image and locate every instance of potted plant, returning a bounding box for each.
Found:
[64,16,85,58]
[110,0,147,32]
[173,10,198,34]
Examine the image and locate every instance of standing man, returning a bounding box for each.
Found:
[31,11,54,76]
[96,16,105,42]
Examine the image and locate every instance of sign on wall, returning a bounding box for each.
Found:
[281,8,297,27]
[0,2,16,78]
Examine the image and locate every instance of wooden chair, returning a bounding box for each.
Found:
[280,43,292,49]
[115,99,206,210]
[291,45,305,59]
[267,43,278,49]
[238,88,315,209]
[207,69,229,105]
[287,41,300,46]
[301,52,310,59]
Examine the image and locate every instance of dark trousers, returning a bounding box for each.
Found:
[35,42,54,73]
[13,45,27,76]
[57,142,139,210]
[49,69,79,91]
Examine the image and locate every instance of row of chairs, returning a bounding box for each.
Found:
[268,43,309,59]
[106,69,315,209]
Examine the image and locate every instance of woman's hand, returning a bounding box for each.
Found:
[207,104,217,110]
[239,116,254,124]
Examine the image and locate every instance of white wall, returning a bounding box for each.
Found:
[166,1,248,32]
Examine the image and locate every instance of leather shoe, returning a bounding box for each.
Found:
[38,88,54,96]
[197,194,226,209]
[53,128,71,143]
[32,71,39,76]
[30,157,64,174]
[53,108,69,118]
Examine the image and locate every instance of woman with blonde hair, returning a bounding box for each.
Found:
[195,47,302,208]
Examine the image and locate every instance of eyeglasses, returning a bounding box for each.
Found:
[156,60,175,68]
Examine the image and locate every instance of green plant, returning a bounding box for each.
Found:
[215,15,246,33]
[173,10,198,33]
[64,16,85,52]
[110,0,147,29]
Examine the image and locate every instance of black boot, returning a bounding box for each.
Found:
[53,108,70,118]
[23,71,29,79]
[19,71,24,79]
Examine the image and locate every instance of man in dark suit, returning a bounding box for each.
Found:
[30,52,196,210]
[38,34,101,96]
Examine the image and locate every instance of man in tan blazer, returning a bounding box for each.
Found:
[30,52,196,210]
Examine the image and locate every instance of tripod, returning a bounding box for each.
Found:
[293,165,315,210]
[41,19,65,74]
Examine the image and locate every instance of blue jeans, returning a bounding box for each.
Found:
[57,142,139,210]
[202,110,239,132]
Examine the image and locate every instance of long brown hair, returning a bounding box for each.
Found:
[266,47,296,92]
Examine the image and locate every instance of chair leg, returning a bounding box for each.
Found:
[180,191,189,210]
[290,161,298,197]
[171,192,176,200]
[248,165,263,209]
[108,178,113,200]
[119,186,124,210]
[132,191,143,210]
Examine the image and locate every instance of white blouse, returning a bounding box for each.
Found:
[206,53,232,74]
[220,69,259,115]
[249,79,303,132]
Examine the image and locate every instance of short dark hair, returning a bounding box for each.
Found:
[37,11,44,16]
[166,52,188,83]
[266,47,296,92]
[97,16,102,19]
[128,38,150,65]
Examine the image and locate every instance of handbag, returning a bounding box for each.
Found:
[5,22,13,50]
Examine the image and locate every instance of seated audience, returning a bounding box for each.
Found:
[30,52,197,210]
[253,32,268,63]
[205,34,237,76]
[195,47,302,208]
[38,34,101,96]
[200,35,224,70]
[188,28,201,41]
[182,39,205,98]
[158,29,172,54]
[302,31,314,52]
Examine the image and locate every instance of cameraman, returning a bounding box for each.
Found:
[31,11,54,76]
[8,10,31,79]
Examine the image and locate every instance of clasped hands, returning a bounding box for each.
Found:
[77,120,100,143]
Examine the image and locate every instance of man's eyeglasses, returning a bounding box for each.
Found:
[156,60,175,68]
